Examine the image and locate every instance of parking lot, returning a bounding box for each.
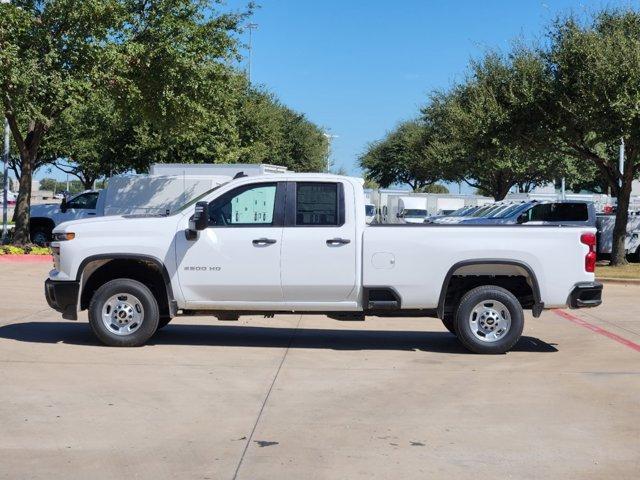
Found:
[0,261,638,479]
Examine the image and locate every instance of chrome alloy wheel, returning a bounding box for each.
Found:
[101,293,145,336]
[468,299,511,342]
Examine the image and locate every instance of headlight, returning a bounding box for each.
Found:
[53,232,75,241]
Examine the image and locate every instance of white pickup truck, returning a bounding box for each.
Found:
[45,174,602,354]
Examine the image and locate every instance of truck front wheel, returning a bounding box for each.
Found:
[88,279,159,347]
[454,286,524,354]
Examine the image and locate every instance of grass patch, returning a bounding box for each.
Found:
[596,263,640,279]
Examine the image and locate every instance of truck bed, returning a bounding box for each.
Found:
[363,224,595,309]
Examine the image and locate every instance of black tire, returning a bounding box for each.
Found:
[454,285,524,354]
[441,314,456,334]
[88,278,159,347]
[157,316,172,329]
[30,226,52,246]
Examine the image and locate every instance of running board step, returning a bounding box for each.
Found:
[367,300,399,310]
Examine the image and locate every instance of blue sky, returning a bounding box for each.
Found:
[224,0,635,183]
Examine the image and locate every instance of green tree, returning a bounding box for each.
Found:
[424,51,566,200]
[236,88,328,172]
[540,10,640,265]
[360,119,452,190]
[0,0,249,244]
[418,183,449,194]
[39,178,57,192]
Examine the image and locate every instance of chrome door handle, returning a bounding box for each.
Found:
[252,238,277,245]
[326,238,351,245]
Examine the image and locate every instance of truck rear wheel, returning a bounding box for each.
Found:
[88,279,159,347]
[454,285,524,354]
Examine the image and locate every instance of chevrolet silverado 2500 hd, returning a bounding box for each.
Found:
[45,174,603,354]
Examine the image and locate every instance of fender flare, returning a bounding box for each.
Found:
[76,253,176,316]
[437,259,543,319]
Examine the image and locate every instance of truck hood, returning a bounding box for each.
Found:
[30,203,61,216]
[54,214,167,232]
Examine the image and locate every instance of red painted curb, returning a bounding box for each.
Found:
[553,309,640,352]
[0,254,53,263]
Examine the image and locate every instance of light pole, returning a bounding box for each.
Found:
[323,132,339,173]
[246,23,258,83]
[2,118,9,243]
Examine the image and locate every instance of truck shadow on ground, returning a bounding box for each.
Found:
[0,322,558,353]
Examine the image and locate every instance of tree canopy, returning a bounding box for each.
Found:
[1,0,328,244]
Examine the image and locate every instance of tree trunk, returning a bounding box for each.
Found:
[610,159,635,266]
[8,119,45,245]
[12,150,34,245]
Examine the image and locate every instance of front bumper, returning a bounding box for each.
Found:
[45,279,79,320]
[568,282,603,309]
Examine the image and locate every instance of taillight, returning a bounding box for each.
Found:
[581,232,596,273]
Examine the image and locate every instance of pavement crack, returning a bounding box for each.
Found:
[231,315,301,480]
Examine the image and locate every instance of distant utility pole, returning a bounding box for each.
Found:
[323,132,339,173]
[619,137,625,189]
[2,118,9,243]
[246,23,258,83]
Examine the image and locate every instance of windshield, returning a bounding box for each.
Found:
[403,209,427,218]
[365,205,376,216]
[450,206,477,217]
[492,203,525,218]
[174,183,227,214]
[469,205,496,217]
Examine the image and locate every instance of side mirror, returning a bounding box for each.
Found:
[516,213,527,224]
[186,201,209,240]
[396,212,401,218]
[193,201,209,230]
[60,197,68,213]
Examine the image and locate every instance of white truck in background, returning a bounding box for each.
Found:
[29,164,286,244]
[45,173,602,354]
[388,196,428,223]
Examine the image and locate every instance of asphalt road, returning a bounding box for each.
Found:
[0,261,638,479]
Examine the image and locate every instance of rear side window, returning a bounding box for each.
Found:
[296,183,338,226]
[525,203,589,222]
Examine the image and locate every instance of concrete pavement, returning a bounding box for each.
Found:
[0,262,638,479]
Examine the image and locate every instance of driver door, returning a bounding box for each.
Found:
[176,181,285,308]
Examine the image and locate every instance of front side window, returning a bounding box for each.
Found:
[296,183,338,226]
[67,192,98,210]
[209,183,277,226]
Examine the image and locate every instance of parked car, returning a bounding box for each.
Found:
[430,200,596,227]
[45,174,602,354]
[29,190,101,245]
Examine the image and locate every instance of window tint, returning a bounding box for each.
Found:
[209,183,277,226]
[296,183,338,226]
[524,203,589,222]
[67,192,98,210]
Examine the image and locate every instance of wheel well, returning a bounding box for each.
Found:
[439,262,540,318]
[80,259,171,317]
[30,217,55,232]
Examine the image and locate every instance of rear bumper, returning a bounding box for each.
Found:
[568,282,603,309]
[44,279,79,320]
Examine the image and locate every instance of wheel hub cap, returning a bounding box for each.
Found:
[101,294,144,336]
[469,300,511,343]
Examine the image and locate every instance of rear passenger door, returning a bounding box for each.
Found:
[280,181,357,307]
